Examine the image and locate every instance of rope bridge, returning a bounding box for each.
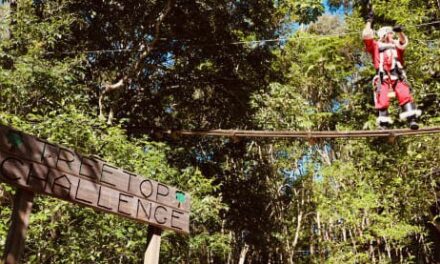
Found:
[161,126,440,139]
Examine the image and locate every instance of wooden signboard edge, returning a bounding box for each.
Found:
[0,154,190,234]
[0,124,192,264]
[0,124,191,234]
[0,125,191,214]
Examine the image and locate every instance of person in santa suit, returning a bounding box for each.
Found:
[362,20,421,130]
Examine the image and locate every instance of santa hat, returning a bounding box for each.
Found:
[377,26,393,40]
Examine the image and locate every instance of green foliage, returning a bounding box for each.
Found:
[1,0,440,263]
[247,1,440,262]
[277,0,325,24]
[0,0,87,115]
[0,109,228,263]
[251,82,314,130]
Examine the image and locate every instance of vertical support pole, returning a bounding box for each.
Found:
[144,226,162,264]
[2,189,35,264]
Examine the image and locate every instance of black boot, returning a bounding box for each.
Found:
[400,103,421,130]
[377,109,392,130]
[408,117,419,130]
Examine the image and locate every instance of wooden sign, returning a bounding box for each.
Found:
[0,124,190,234]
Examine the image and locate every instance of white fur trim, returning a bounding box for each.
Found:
[377,116,393,124]
[379,52,384,71]
[395,36,408,50]
[391,49,397,69]
[377,26,393,40]
[372,75,380,84]
[400,109,422,120]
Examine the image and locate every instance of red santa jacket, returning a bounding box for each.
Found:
[363,33,409,75]
[366,39,404,70]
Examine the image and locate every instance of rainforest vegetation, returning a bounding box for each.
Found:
[0,0,439,263]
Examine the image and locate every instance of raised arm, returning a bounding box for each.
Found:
[362,22,376,56]
[362,21,374,39]
[393,26,408,50]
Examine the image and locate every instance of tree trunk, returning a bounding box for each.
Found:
[383,236,391,260]
[238,244,249,264]
[316,212,322,240]
[342,227,347,242]
[292,211,303,248]
[369,240,375,263]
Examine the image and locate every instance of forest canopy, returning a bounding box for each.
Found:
[0,0,439,263]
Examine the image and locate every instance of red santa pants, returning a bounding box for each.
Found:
[373,77,413,109]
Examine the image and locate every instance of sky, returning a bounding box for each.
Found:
[324,0,349,16]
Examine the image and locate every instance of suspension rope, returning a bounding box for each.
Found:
[47,21,440,56]
[160,126,440,139]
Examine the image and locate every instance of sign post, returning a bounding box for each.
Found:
[144,226,163,264]
[0,124,190,263]
[3,189,34,264]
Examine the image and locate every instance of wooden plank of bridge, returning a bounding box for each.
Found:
[160,126,440,139]
[2,189,35,264]
[144,226,163,264]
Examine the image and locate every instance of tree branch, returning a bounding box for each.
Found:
[99,0,175,123]
[129,0,174,79]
